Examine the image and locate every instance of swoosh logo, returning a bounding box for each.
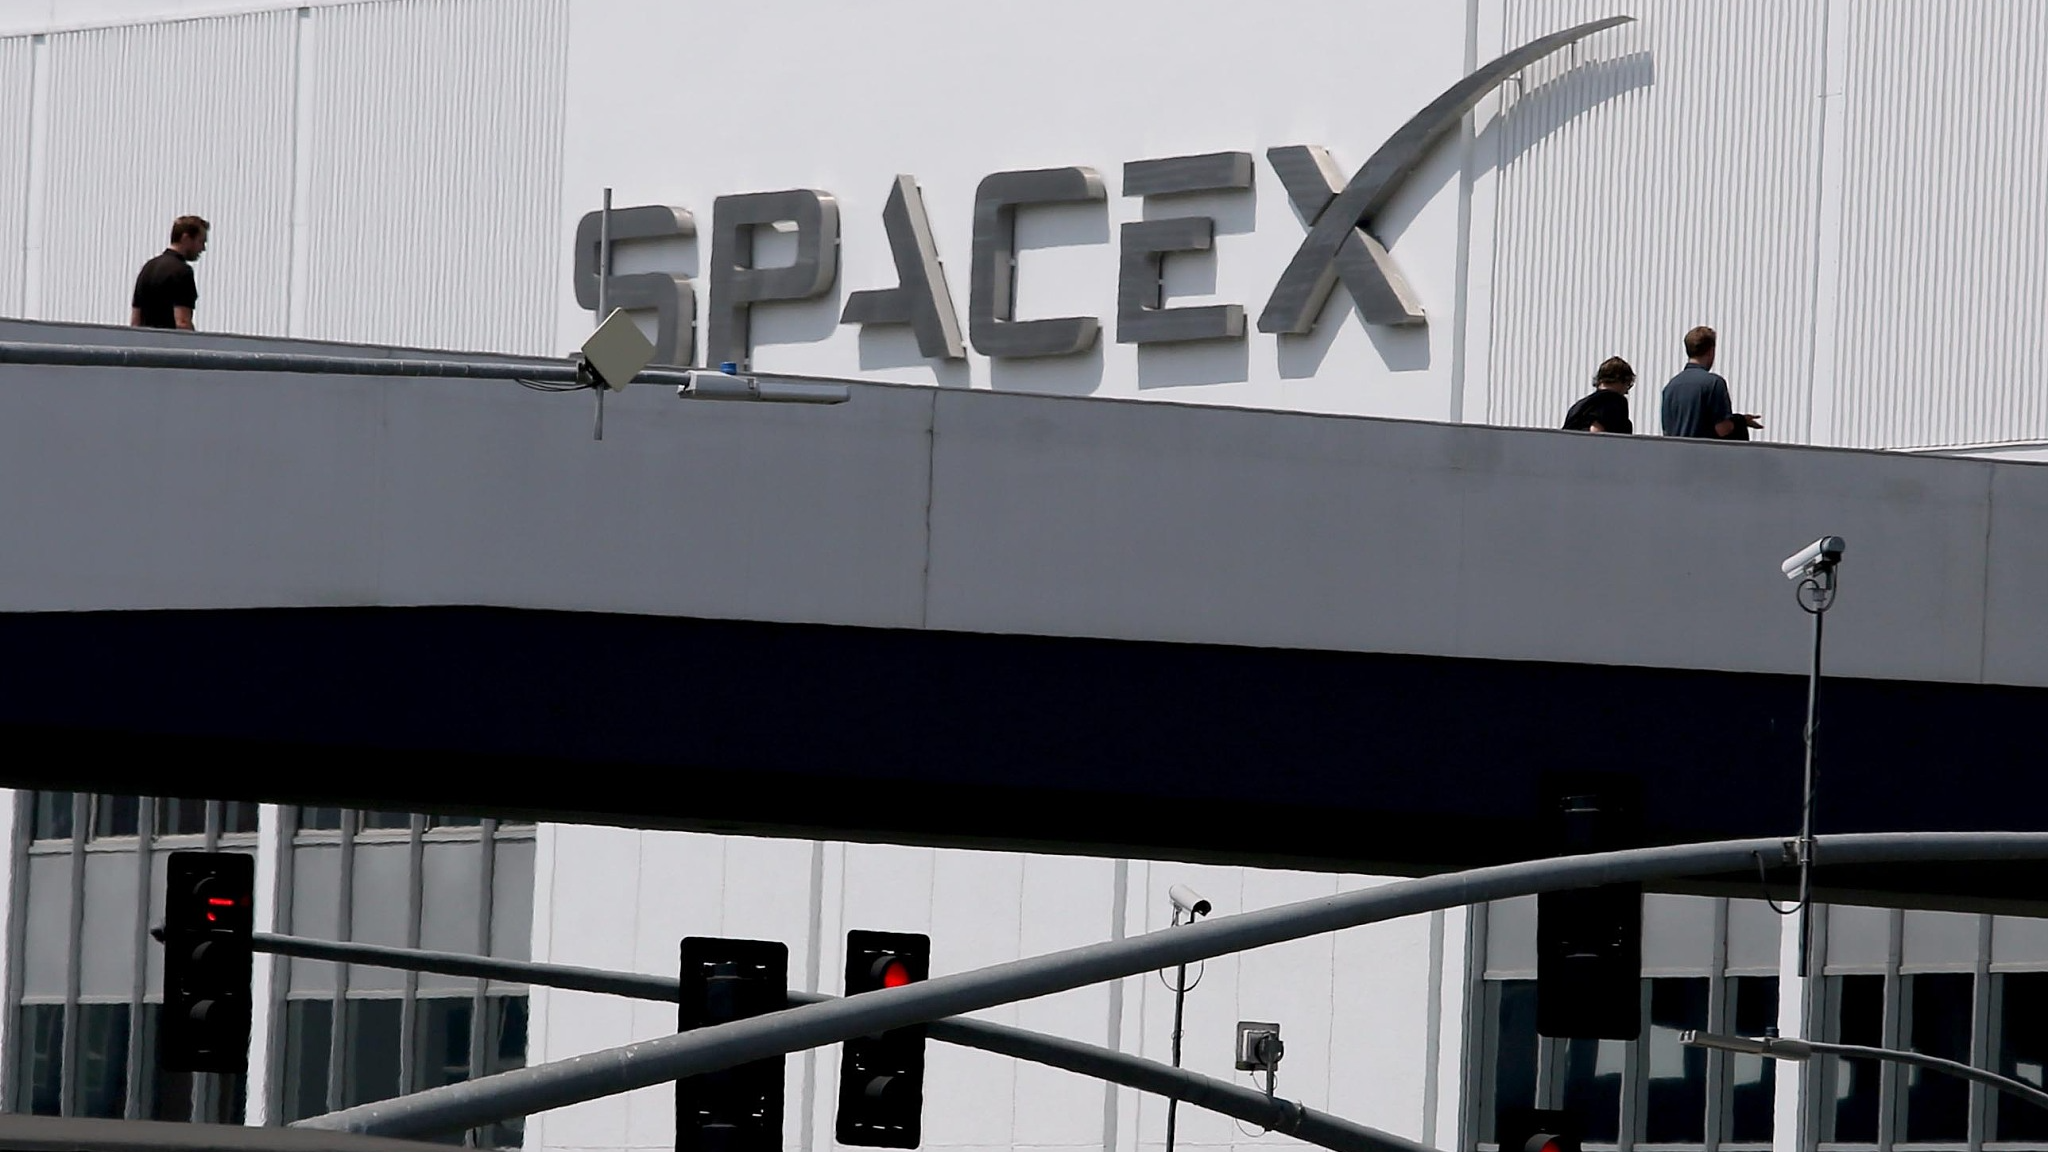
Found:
[1258,15,1635,334]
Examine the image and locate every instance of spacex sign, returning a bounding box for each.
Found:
[576,16,1631,370]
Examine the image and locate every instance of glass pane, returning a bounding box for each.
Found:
[75,1003,131,1118]
[359,811,414,832]
[30,792,75,841]
[415,998,473,1090]
[298,807,343,832]
[343,999,404,1107]
[1823,974,1884,1143]
[427,814,482,829]
[137,1004,194,1121]
[1645,978,1709,1143]
[414,998,474,1146]
[482,996,529,1148]
[92,795,141,839]
[14,1004,64,1115]
[1903,972,1973,1142]
[1998,972,2048,1140]
[282,999,334,1122]
[157,798,208,838]
[1490,980,1539,1143]
[1560,1035,1625,1144]
[221,801,260,835]
[1728,976,1780,1143]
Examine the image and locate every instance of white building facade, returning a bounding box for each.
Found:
[5,1,2048,1152]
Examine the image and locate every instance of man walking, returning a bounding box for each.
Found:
[1562,356,1637,433]
[130,215,209,330]
[1660,326,1761,438]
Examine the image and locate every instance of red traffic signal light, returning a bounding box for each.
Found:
[839,931,930,1148]
[159,852,254,1074]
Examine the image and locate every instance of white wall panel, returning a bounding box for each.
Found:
[297,0,566,356]
[0,37,32,317]
[1483,1,1826,438]
[36,11,293,332]
[1825,1,2048,450]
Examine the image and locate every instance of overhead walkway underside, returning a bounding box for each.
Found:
[2,323,2045,911]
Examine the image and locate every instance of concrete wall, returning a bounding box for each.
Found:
[2,338,2046,689]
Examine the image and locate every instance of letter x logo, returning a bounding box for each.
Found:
[1258,16,1633,335]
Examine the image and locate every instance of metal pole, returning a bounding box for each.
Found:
[1684,1032,2048,1116]
[1165,958,1188,1152]
[290,832,2048,1138]
[1797,601,1823,978]
[594,188,611,442]
[255,934,1412,1152]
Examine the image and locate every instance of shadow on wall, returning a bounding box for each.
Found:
[1135,182,1259,390]
[857,326,973,387]
[1478,50,1658,175]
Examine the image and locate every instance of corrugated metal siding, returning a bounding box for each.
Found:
[1826,1,2048,450]
[296,0,567,356]
[1484,1,1826,437]
[0,38,32,317]
[36,12,294,333]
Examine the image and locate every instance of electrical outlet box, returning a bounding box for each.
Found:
[1235,1021,1282,1072]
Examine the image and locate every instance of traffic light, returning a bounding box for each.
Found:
[1496,1107,1581,1152]
[836,930,930,1148]
[677,938,788,1152]
[1536,785,1642,1040]
[159,851,255,1073]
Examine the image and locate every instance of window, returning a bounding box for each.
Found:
[1997,972,2048,1140]
[157,798,209,838]
[1488,980,1538,1144]
[75,1003,131,1119]
[415,998,473,1092]
[1901,973,1972,1143]
[343,998,405,1107]
[1726,976,1778,1144]
[90,794,141,839]
[281,999,335,1122]
[358,811,414,832]
[482,996,529,1148]
[13,1004,63,1115]
[427,813,483,829]
[137,1004,195,1120]
[1644,978,1709,1144]
[1821,974,1885,1144]
[221,801,260,835]
[1558,1035,1625,1144]
[29,792,74,841]
[298,807,343,832]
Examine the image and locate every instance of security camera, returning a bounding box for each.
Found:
[1169,884,1211,919]
[1781,536,1846,581]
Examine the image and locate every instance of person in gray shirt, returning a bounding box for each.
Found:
[1660,326,1762,438]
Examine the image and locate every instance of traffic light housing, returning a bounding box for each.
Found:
[1536,783,1642,1040]
[1496,1107,1581,1152]
[677,938,788,1152]
[836,930,930,1148]
[159,851,255,1073]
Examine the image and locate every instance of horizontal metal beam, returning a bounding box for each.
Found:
[0,1114,469,1152]
[257,933,1418,1152]
[294,832,2048,1137]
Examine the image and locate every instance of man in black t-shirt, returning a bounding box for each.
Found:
[1562,356,1637,433]
[130,215,209,330]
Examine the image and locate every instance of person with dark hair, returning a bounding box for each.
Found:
[1562,356,1637,433]
[1660,325,1762,438]
[130,215,210,330]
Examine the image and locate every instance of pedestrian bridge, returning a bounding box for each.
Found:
[2,319,2044,911]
